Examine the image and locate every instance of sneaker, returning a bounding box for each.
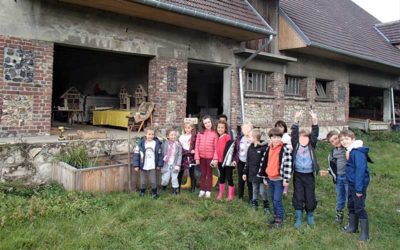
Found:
[205,191,211,198]
[199,190,205,197]
[271,218,283,228]
[152,193,159,199]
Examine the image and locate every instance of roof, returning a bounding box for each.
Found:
[375,21,400,44]
[157,0,273,32]
[280,0,400,69]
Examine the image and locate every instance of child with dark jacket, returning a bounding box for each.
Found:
[327,130,348,224]
[133,127,164,199]
[339,130,370,242]
[242,129,270,213]
[291,110,319,229]
[258,128,293,227]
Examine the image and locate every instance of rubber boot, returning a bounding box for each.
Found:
[263,200,271,215]
[151,188,159,199]
[343,213,359,233]
[190,179,196,193]
[181,177,191,189]
[139,189,146,197]
[216,183,225,200]
[307,212,315,226]
[227,186,235,201]
[251,199,259,210]
[358,219,369,242]
[335,209,344,224]
[294,210,303,229]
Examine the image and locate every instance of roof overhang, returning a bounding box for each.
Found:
[60,0,275,41]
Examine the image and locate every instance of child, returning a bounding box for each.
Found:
[133,127,163,199]
[339,130,370,242]
[195,115,219,198]
[161,128,182,195]
[218,114,235,139]
[258,127,292,227]
[242,129,270,213]
[291,110,319,229]
[327,130,348,224]
[178,122,197,192]
[274,120,292,151]
[232,122,253,203]
[215,121,234,201]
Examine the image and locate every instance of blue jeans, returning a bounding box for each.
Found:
[336,175,348,211]
[268,179,284,220]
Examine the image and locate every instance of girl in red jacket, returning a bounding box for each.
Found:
[216,121,234,201]
[195,115,219,198]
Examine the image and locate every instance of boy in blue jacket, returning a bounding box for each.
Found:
[133,127,164,199]
[339,130,370,242]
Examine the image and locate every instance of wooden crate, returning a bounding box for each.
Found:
[52,161,130,192]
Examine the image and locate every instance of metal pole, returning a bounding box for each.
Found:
[127,126,132,192]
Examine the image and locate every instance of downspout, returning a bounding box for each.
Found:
[391,87,396,125]
[238,34,274,123]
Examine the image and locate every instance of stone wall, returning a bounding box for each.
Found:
[0,137,139,184]
[0,35,53,138]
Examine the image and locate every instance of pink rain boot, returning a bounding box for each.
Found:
[216,184,225,200]
[227,185,235,201]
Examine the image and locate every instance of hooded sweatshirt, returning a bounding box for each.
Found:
[346,140,370,193]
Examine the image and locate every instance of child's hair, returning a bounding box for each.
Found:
[339,129,355,139]
[217,121,229,135]
[274,120,288,133]
[299,129,311,137]
[268,127,283,138]
[326,130,339,140]
[144,127,155,134]
[198,115,215,134]
[251,129,262,141]
[166,127,177,137]
[183,122,195,132]
[218,114,228,121]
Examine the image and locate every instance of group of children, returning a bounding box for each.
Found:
[132,111,371,241]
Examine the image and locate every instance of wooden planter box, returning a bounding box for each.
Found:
[52,161,130,192]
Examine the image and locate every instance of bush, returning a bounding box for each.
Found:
[56,146,95,169]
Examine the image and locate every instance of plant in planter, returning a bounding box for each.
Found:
[56,146,95,169]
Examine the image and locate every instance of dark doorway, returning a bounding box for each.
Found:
[52,45,150,124]
[187,63,223,119]
[349,84,384,120]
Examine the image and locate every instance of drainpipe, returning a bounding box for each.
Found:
[391,87,396,125]
[238,34,274,123]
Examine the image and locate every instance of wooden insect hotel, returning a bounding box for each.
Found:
[119,87,131,110]
[59,87,82,110]
[134,84,147,107]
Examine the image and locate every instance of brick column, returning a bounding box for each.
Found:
[148,57,187,128]
[230,67,241,128]
[0,36,53,138]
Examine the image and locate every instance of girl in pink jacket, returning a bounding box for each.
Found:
[195,115,219,198]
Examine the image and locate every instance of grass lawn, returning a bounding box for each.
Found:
[1,132,400,249]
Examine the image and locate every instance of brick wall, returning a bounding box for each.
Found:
[0,36,54,138]
[148,57,187,128]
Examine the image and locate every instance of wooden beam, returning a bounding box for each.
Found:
[278,15,307,50]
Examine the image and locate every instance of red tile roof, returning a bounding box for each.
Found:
[280,0,400,69]
[376,21,400,45]
[160,0,272,31]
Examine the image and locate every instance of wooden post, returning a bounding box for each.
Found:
[127,125,132,192]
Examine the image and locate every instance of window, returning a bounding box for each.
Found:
[245,71,268,93]
[315,80,327,98]
[285,76,301,96]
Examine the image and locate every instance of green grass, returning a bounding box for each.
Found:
[1,132,400,249]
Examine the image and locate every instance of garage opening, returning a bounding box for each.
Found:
[187,63,224,119]
[52,45,151,134]
[349,84,384,120]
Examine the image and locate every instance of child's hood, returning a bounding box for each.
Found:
[347,139,363,152]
